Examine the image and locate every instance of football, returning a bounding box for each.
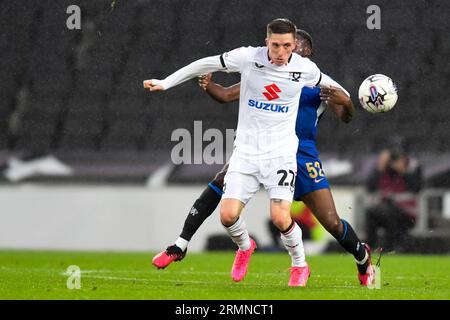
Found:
[358,74,398,113]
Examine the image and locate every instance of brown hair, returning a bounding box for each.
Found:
[267,18,297,38]
[296,29,313,50]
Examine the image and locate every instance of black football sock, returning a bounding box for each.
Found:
[334,219,369,274]
[179,181,223,242]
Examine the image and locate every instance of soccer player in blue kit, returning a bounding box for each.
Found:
[151,28,375,287]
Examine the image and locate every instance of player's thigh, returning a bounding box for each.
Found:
[270,199,293,230]
[222,170,260,205]
[212,162,229,187]
[263,158,297,203]
[262,158,297,230]
[301,188,342,234]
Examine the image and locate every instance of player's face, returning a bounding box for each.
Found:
[266,33,296,66]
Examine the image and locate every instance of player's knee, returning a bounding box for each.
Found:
[271,214,291,231]
[220,207,238,226]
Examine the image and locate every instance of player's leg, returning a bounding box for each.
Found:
[178,164,228,247]
[267,219,283,249]
[301,190,370,271]
[221,170,259,282]
[152,164,228,269]
[270,198,310,287]
[220,198,248,248]
[266,158,310,286]
[296,156,374,285]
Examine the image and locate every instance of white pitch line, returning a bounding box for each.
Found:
[2,266,449,282]
[70,274,450,291]
[84,269,450,281]
[76,274,357,289]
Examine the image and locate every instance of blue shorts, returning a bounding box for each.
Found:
[293,150,329,201]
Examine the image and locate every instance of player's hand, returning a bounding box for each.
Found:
[198,73,212,90]
[143,79,165,92]
[319,86,350,105]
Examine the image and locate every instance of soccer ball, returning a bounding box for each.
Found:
[358,74,398,113]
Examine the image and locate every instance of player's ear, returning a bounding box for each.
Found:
[304,47,312,57]
[265,38,268,46]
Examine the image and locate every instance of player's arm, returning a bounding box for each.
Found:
[143,47,249,92]
[320,86,355,123]
[143,55,226,91]
[198,73,240,103]
[318,73,354,123]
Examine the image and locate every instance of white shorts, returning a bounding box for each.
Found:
[222,154,297,204]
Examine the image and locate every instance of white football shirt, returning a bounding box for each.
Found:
[221,46,321,160]
[152,46,321,160]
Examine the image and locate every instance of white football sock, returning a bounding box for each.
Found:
[224,217,251,251]
[175,237,189,251]
[280,222,307,267]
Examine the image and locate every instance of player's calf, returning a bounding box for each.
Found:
[323,216,342,239]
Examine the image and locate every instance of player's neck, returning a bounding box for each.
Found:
[267,49,292,66]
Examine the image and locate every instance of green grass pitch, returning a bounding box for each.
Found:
[0,250,449,299]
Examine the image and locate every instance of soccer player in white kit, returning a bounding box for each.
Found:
[144,19,322,286]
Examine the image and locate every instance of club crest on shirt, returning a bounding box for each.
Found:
[290,72,301,82]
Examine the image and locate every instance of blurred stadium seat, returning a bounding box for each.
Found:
[0,0,448,184]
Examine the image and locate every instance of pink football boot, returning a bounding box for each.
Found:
[231,238,257,282]
[288,264,311,287]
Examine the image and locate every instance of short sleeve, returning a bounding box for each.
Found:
[303,60,322,87]
[220,47,251,73]
[320,73,351,96]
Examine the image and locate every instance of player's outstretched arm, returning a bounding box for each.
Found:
[198,74,240,103]
[320,86,355,123]
[143,55,227,92]
[143,80,164,91]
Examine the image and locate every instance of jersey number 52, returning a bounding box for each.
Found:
[306,162,324,179]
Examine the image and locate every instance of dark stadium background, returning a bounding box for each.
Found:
[0,0,449,253]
